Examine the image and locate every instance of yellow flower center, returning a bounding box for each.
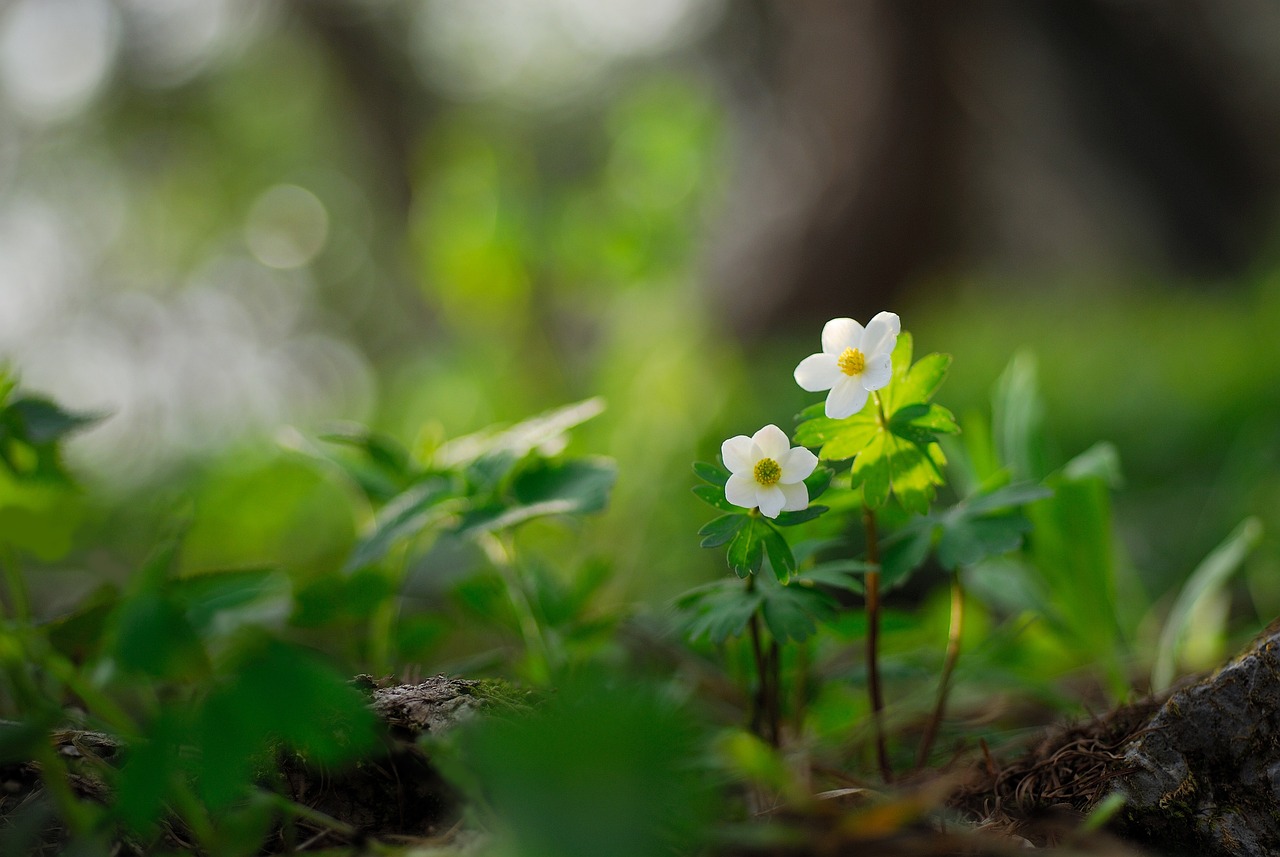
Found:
[753,458,781,486]
[837,347,865,376]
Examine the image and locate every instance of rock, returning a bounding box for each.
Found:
[1115,619,1280,856]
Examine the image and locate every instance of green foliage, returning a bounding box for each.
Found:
[880,481,1052,589]
[679,557,866,645]
[1152,517,1262,692]
[693,461,833,580]
[447,671,716,857]
[793,333,958,513]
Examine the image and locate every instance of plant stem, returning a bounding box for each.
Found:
[745,575,774,745]
[916,572,965,769]
[862,504,891,783]
[481,533,553,683]
[767,639,782,746]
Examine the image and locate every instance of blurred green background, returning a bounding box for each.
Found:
[3,0,1280,675]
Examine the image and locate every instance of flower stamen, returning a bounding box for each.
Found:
[753,458,782,486]
[837,347,865,376]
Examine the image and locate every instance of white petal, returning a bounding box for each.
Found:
[725,473,758,510]
[756,485,786,518]
[821,317,863,355]
[794,353,841,392]
[861,311,900,358]
[780,446,818,483]
[752,424,791,461]
[779,481,809,512]
[825,377,869,419]
[721,435,755,474]
[861,352,893,390]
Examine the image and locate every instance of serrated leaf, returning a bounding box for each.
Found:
[792,412,876,452]
[727,519,765,577]
[773,505,827,527]
[693,484,739,513]
[909,403,960,435]
[886,436,944,515]
[678,581,762,644]
[698,514,746,548]
[759,524,796,581]
[890,353,951,409]
[851,434,891,509]
[795,560,871,594]
[693,461,729,487]
[757,579,837,643]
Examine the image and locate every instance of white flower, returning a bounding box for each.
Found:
[721,424,819,519]
[793,312,900,419]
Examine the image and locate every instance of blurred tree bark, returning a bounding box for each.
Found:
[708,0,1280,333]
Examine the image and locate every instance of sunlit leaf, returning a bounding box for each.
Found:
[1152,517,1262,692]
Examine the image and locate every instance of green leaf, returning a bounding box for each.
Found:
[804,466,834,501]
[879,523,934,588]
[851,434,891,508]
[456,456,617,536]
[43,585,119,662]
[171,568,293,640]
[692,484,738,513]
[759,523,796,581]
[438,398,605,470]
[1026,474,1126,696]
[1152,518,1262,693]
[111,592,210,680]
[757,575,838,644]
[773,505,827,527]
[512,456,616,515]
[794,560,871,594]
[692,462,728,487]
[346,477,454,570]
[198,638,379,808]
[992,351,1047,482]
[698,514,746,548]
[888,352,951,409]
[6,396,103,444]
[962,482,1053,516]
[792,412,876,454]
[1062,441,1124,489]
[907,403,960,435]
[319,423,412,477]
[726,519,765,577]
[677,581,763,644]
[936,515,1030,571]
